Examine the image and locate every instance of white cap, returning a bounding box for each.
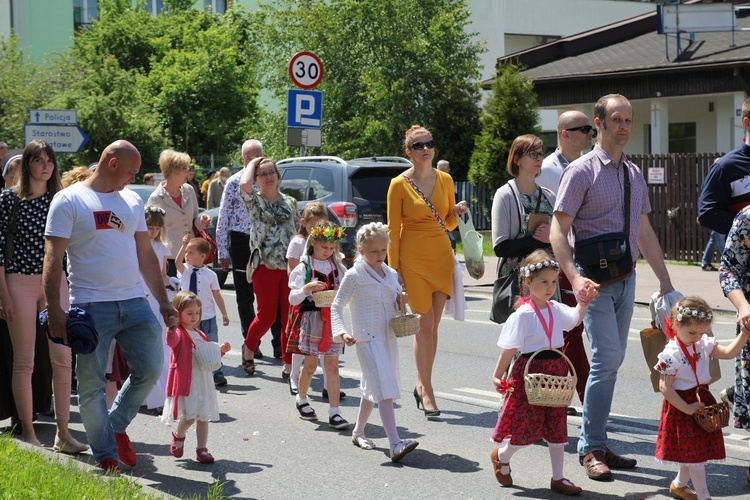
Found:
[2,154,22,178]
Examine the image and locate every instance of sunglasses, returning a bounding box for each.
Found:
[565,125,597,137]
[409,140,435,151]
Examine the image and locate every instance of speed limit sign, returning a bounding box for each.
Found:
[288,51,324,90]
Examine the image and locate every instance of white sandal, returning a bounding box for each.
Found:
[390,439,419,462]
[352,433,375,450]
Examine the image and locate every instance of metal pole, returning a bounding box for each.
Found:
[300,146,306,157]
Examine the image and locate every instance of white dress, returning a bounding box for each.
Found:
[162,328,221,422]
[142,239,170,410]
[331,259,402,402]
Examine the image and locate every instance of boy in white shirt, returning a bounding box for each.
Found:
[176,234,230,386]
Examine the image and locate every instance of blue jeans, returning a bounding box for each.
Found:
[199,317,223,377]
[701,231,726,267]
[74,298,162,463]
[577,273,636,456]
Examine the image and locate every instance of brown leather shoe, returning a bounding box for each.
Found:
[603,447,637,469]
[550,478,583,495]
[669,482,697,500]
[581,450,612,481]
[490,448,512,486]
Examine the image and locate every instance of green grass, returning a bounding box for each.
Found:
[0,433,225,499]
[456,238,495,257]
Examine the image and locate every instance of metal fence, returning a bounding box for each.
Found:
[457,152,725,263]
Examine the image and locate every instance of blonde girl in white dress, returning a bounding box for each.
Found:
[331,222,419,462]
[162,292,230,463]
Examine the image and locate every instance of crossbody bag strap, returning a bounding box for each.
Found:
[623,163,631,249]
[4,193,22,265]
[402,175,448,234]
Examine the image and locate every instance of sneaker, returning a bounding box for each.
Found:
[213,373,228,387]
[701,264,718,272]
[328,414,351,430]
[97,458,121,475]
[115,431,137,467]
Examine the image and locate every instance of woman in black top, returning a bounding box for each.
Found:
[0,140,87,453]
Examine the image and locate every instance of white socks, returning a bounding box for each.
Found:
[353,399,375,436]
[378,399,399,446]
[548,443,565,481]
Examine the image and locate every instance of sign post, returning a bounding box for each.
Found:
[26,109,88,153]
[287,52,324,155]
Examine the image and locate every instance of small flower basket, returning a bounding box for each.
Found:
[194,341,222,372]
[693,390,730,433]
[312,290,337,308]
[390,298,420,338]
[524,348,577,408]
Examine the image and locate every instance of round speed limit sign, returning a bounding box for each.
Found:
[288,51,324,89]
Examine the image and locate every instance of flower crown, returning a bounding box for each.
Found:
[520,260,559,277]
[310,224,346,242]
[145,205,166,215]
[676,305,713,322]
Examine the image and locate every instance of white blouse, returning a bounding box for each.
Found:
[497,301,579,352]
[331,260,402,343]
[288,258,341,305]
[654,335,717,390]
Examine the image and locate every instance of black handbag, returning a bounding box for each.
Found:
[490,272,520,324]
[574,163,633,286]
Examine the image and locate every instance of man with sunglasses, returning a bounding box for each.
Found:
[536,111,595,192]
[551,94,674,482]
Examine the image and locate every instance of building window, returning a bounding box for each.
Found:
[669,122,697,153]
[73,0,98,30]
[204,0,228,14]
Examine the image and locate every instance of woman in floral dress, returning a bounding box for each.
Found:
[719,205,750,483]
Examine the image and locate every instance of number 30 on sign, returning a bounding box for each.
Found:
[288,51,324,90]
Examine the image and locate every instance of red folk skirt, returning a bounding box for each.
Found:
[492,355,568,446]
[655,385,725,464]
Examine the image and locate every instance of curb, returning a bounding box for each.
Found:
[12,438,177,499]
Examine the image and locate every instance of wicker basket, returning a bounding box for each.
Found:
[693,389,730,433]
[523,348,577,407]
[312,290,337,308]
[194,341,222,372]
[390,299,420,338]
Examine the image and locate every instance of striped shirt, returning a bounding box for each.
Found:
[555,144,651,261]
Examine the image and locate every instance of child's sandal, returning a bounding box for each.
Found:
[170,432,185,458]
[352,433,375,450]
[196,447,215,464]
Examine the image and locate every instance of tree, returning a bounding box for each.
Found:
[469,63,541,192]
[256,0,483,177]
[0,36,55,150]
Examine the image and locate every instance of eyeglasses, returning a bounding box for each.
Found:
[409,140,435,151]
[526,151,544,160]
[565,125,597,137]
[256,170,278,179]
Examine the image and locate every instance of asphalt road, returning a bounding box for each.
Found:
[3,285,750,499]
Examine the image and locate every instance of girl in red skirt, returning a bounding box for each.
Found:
[654,296,750,500]
[491,249,597,495]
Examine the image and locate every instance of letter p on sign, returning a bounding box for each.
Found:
[287,89,323,129]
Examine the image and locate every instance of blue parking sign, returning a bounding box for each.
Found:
[287,89,322,129]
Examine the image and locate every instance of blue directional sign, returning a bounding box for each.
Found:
[287,89,322,129]
[29,109,77,125]
[25,125,89,153]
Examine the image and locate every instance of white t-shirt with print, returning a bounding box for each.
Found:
[177,264,220,319]
[46,182,148,304]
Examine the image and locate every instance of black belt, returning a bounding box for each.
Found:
[520,350,561,360]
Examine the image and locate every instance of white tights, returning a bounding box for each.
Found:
[674,463,709,500]
[496,439,566,480]
[353,398,400,446]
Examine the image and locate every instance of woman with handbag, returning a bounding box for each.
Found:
[147,149,209,277]
[0,140,87,453]
[239,157,300,378]
[490,134,556,326]
[386,125,468,417]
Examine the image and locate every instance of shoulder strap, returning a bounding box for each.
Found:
[402,175,448,234]
[4,193,22,265]
[623,163,631,247]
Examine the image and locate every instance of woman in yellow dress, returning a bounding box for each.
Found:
[387,125,467,416]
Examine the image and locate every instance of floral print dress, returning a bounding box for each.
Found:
[720,205,750,430]
[243,192,299,270]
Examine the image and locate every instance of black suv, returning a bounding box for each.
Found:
[277,156,411,266]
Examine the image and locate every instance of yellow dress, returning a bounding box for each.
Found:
[386,170,457,314]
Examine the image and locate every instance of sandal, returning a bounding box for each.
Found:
[352,433,375,450]
[242,358,255,376]
[196,447,215,464]
[390,439,419,463]
[170,432,185,458]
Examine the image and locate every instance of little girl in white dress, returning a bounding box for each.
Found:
[162,291,230,463]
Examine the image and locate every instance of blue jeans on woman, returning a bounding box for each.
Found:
[74,298,163,463]
[577,273,636,456]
